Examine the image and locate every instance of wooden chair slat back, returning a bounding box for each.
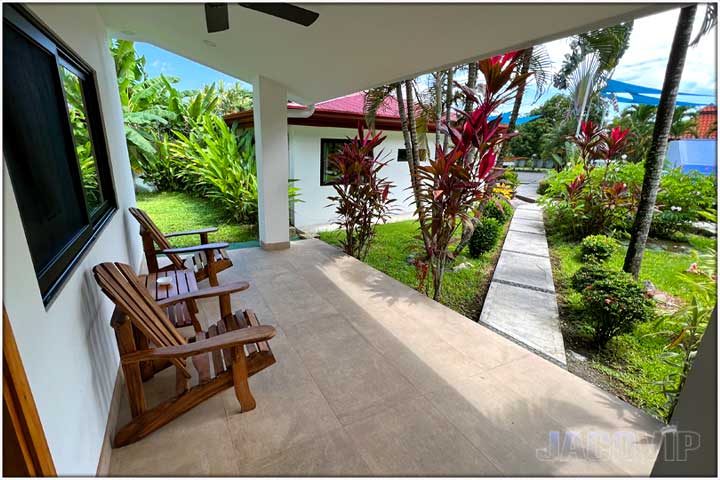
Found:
[93,262,186,348]
[128,208,185,270]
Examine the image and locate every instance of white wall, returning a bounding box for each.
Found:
[3,4,140,475]
[289,125,434,230]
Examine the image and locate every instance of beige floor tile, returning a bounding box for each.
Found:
[344,392,500,475]
[283,313,417,425]
[424,374,628,476]
[222,336,342,465]
[237,428,371,476]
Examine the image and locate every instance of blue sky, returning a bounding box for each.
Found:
[136,42,250,91]
[134,7,715,114]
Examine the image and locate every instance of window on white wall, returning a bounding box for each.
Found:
[397,148,427,162]
[320,138,350,185]
[3,5,116,305]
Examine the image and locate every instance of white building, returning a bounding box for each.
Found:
[224,92,437,231]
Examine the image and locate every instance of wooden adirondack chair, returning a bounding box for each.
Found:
[129,207,233,286]
[93,262,276,447]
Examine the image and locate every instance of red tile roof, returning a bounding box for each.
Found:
[697,104,717,139]
[676,104,717,140]
[307,92,401,118]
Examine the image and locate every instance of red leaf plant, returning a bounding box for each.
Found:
[327,124,396,261]
[414,52,531,300]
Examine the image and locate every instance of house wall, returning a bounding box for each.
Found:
[289,125,434,230]
[3,4,140,475]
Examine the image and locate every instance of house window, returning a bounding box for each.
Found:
[320,138,350,185]
[397,148,427,162]
[3,5,116,305]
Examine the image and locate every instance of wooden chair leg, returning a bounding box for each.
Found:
[114,321,146,418]
[205,248,219,287]
[141,230,159,273]
[231,347,256,412]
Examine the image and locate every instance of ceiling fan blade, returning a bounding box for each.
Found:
[205,3,229,33]
[239,3,319,27]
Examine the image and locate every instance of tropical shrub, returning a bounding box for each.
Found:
[649,210,690,240]
[652,249,716,421]
[580,272,653,348]
[539,131,645,240]
[135,132,187,192]
[501,169,520,188]
[468,217,501,258]
[580,234,617,262]
[484,198,514,224]
[171,116,259,223]
[327,126,395,260]
[651,167,717,238]
[571,262,626,291]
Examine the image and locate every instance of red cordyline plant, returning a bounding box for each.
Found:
[556,121,636,238]
[327,125,395,261]
[414,52,530,300]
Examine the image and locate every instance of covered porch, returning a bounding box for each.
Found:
[109,239,661,476]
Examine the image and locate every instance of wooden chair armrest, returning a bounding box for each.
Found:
[157,281,250,307]
[120,326,276,364]
[160,242,229,255]
[164,227,219,238]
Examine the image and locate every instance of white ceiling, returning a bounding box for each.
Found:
[98,3,677,103]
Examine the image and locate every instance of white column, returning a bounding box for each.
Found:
[253,76,290,249]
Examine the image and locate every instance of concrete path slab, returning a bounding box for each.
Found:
[480,282,566,366]
[502,230,550,257]
[478,199,565,366]
[493,250,555,292]
[509,217,545,235]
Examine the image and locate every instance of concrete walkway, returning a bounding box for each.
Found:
[479,200,567,366]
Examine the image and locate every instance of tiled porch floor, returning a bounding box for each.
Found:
[109,239,662,476]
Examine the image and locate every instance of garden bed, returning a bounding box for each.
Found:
[319,219,509,320]
[135,191,257,248]
[548,233,714,418]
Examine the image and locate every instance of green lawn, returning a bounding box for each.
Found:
[135,191,257,248]
[549,234,716,418]
[319,220,505,319]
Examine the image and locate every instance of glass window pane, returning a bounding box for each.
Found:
[60,66,103,214]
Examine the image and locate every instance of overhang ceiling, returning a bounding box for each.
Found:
[98,3,678,103]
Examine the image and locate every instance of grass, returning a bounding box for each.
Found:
[319,220,506,319]
[135,191,257,248]
[549,233,716,418]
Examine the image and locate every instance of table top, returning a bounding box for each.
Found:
[140,269,198,328]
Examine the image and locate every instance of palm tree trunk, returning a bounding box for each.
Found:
[442,68,454,152]
[623,5,696,277]
[396,82,431,255]
[462,62,478,114]
[500,48,532,161]
[434,71,443,146]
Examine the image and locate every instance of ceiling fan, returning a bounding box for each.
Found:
[204,3,319,33]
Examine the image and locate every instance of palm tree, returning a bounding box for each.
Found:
[623,5,700,276]
[499,45,552,161]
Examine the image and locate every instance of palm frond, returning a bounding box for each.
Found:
[527,45,553,100]
[690,4,717,46]
[364,85,396,130]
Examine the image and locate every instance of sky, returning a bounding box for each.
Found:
[135,6,716,114]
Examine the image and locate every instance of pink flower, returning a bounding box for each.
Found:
[687,263,699,273]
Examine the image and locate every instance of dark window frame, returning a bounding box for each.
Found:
[320,138,351,186]
[3,5,117,306]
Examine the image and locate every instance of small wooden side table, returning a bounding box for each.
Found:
[139,269,201,331]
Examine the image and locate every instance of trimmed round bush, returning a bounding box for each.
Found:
[468,217,501,258]
[571,263,627,291]
[580,234,618,262]
[581,274,653,348]
[484,199,514,224]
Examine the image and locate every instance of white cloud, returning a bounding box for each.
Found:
[517,7,716,115]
